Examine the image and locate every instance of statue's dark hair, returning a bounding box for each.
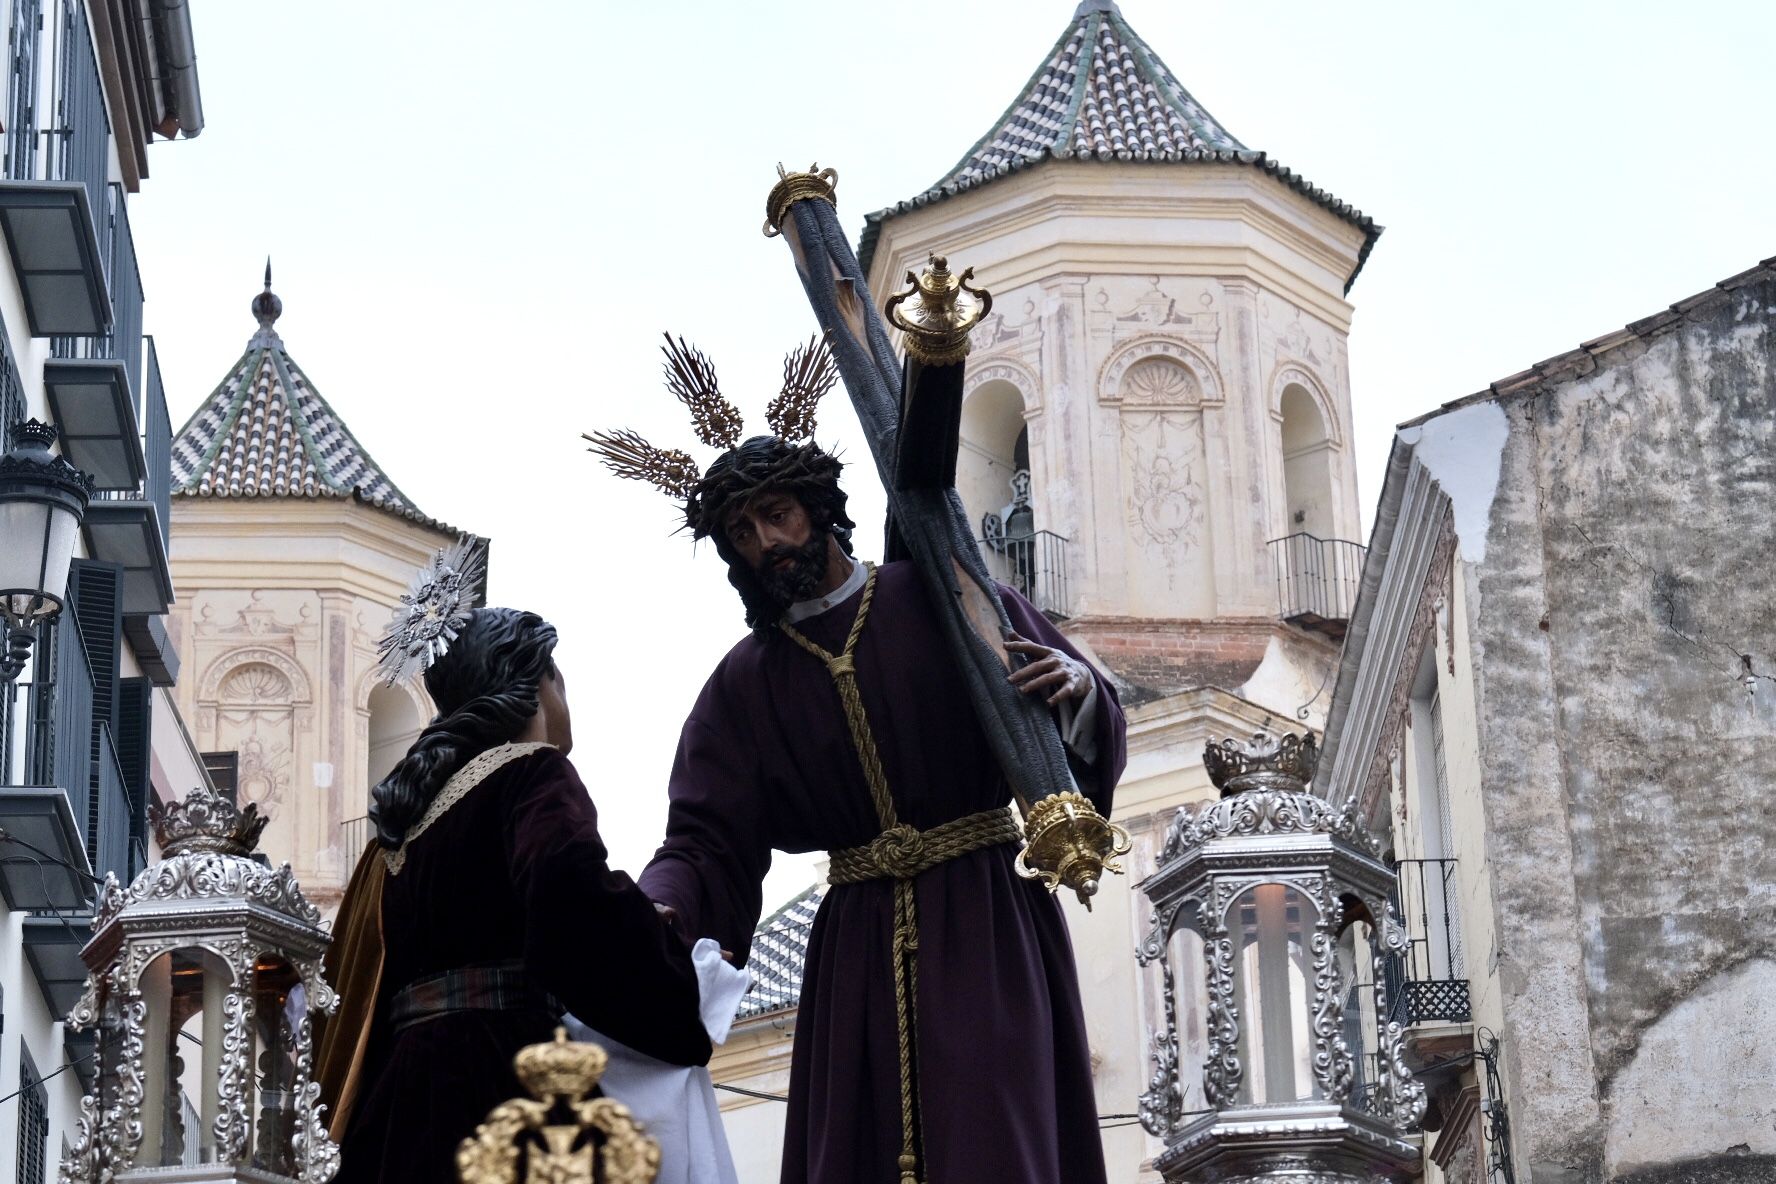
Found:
[369,607,558,849]
[688,436,856,632]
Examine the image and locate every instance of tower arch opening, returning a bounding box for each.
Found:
[1279,383,1334,540]
[959,378,1030,535]
[367,682,425,794]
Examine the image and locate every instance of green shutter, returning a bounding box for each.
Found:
[115,676,153,873]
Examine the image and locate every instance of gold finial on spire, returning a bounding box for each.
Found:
[884,253,993,367]
[764,162,839,237]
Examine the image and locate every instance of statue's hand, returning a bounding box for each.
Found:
[1005,633,1092,706]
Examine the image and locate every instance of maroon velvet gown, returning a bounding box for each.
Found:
[640,560,1126,1184]
[336,747,711,1184]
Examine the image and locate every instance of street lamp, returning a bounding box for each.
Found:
[0,418,92,680]
[1136,731,1425,1184]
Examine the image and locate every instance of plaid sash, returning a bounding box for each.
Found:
[387,960,562,1032]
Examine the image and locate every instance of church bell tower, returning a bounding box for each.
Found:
[863,0,1374,727]
[859,6,1379,1175]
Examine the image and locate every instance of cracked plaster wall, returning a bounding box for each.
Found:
[1470,276,1776,1182]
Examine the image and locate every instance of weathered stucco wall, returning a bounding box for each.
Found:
[1472,275,1776,1182]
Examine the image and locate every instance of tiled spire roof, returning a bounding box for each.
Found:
[734,882,823,1022]
[859,0,1380,291]
[171,267,449,531]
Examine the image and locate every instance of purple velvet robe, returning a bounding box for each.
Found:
[336,748,711,1184]
[640,560,1127,1184]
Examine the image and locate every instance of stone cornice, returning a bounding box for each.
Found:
[1125,684,1298,759]
[867,164,1363,328]
[170,499,449,591]
[1321,447,1456,827]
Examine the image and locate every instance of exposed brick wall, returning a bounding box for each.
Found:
[1064,616,1322,702]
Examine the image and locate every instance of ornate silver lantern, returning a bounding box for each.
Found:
[1136,732,1425,1183]
[59,786,338,1183]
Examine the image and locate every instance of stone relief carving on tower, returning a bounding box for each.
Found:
[1099,338,1223,408]
[1120,412,1206,552]
[204,651,312,819]
[1090,278,1222,353]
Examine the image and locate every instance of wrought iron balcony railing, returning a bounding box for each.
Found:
[977,528,1072,620]
[1386,856,1472,1025]
[51,182,144,401]
[341,814,372,859]
[1268,532,1366,639]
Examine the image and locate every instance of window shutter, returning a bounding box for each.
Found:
[65,559,122,869]
[116,676,152,870]
[66,559,122,727]
[202,750,239,803]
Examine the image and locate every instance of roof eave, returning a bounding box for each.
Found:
[1395,254,1776,431]
[859,152,1381,290]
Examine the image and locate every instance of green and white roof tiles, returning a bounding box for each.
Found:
[170,277,449,532]
[859,0,1379,289]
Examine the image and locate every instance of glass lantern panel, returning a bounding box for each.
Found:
[138,948,235,1168]
[1340,918,1385,1117]
[250,956,305,1175]
[1166,925,1209,1116]
[0,499,49,605]
[1230,883,1319,1104]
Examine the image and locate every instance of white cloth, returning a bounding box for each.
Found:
[1057,678,1101,764]
[782,556,867,623]
[563,938,749,1184]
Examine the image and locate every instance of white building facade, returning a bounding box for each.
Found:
[0,1,205,1180]
[1320,259,1776,1184]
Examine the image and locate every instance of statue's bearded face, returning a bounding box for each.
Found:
[724,489,830,607]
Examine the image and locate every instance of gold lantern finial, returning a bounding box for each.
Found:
[1015,790,1133,908]
[884,253,993,367]
[457,1029,661,1184]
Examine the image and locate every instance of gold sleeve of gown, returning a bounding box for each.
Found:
[314,840,386,1141]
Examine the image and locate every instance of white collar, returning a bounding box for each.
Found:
[784,558,868,623]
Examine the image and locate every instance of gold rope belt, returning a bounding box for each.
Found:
[783,563,998,1184]
[827,807,1021,886]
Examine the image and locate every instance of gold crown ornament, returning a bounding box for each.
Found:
[1015,790,1133,909]
[457,1029,660,1184]
[885,254,993,367]
[763,162,839,238]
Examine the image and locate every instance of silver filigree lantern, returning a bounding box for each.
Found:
[59,786,338,1183]
[1136,732,1425,1184]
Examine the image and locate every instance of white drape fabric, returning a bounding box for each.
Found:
[565,938,749,1184]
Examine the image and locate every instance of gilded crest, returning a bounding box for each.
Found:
[457,1029,660,1184]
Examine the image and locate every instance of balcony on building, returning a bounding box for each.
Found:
[0,5,121,341]
[1387,857,1473,1027]
[85,338,175,681]
[0,782,90,910]
[975,468,1072,620]
[1385,855,1475,1133]
[1268,532,1367,640]
[4,565,151,1013]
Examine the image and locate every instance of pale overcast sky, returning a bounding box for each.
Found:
[129,0,1776,909]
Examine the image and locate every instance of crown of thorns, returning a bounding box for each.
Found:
[584,331,838,510]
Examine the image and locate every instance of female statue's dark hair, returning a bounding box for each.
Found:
[369,607,558,849]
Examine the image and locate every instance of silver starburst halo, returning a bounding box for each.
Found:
[377,536,487,685]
